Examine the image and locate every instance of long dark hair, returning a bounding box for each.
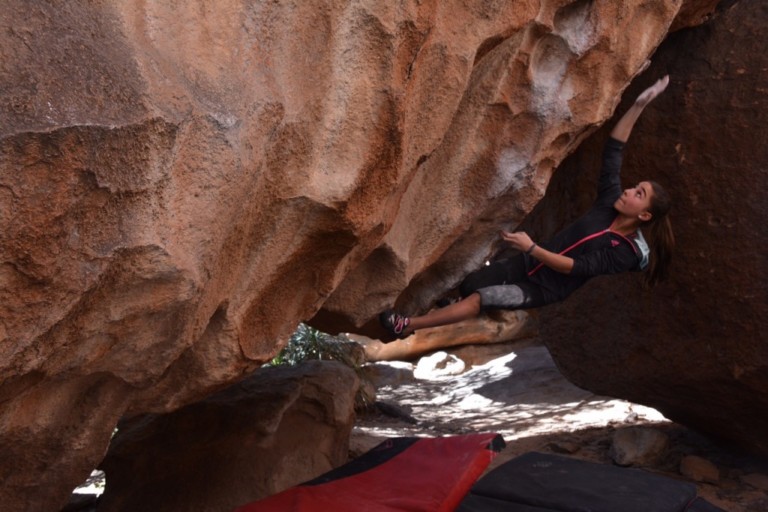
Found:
[643,181,674,287]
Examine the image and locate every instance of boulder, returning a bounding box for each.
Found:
[97,361,359,512]
[740,473,768,493]
[0,0,722,510]
[363,361,416,389]
[610,427,670,467]
[414,351,466,379]
[680,455,720,484]
[532,0,768,455]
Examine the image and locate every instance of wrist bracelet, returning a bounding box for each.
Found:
[525,243,537,255]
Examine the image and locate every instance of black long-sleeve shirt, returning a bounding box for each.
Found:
[524,137,649,303]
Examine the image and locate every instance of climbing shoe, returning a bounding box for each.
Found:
[379,309,411,339]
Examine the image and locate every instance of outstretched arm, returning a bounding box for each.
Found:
[610,75,669,143]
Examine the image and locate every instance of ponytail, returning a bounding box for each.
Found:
[643,181,674,287]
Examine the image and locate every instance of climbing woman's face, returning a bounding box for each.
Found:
[614,181,654,222]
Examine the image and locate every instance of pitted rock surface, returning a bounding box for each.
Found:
[0,1,732,511]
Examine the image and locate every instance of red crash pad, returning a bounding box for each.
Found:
[234,433,505,512]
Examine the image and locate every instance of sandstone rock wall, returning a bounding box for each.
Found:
[0,1,719,511]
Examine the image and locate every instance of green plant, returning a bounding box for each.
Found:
[269,323,355,367]
[269,324,374,409]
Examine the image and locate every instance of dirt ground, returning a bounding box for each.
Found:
[352,341,768,512]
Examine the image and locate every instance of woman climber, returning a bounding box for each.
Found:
[380,75,674,340]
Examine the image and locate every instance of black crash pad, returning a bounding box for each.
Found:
[457,452,726,512]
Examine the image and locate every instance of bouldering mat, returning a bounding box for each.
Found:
[457,452,726,512]
[234,432,505,512]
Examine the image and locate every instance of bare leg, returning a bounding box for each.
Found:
[404,293,482,335]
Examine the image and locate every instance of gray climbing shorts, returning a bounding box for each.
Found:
[461,256,548,311]
[476,284,541,310]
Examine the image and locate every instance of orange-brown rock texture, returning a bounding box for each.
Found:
[0,1,727,511]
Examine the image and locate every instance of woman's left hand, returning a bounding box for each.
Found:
[500,230,535,253]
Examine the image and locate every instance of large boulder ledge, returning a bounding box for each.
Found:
[0,1,728,511]
[97,361,359,512]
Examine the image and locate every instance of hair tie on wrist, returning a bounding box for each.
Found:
[526,243,537,255]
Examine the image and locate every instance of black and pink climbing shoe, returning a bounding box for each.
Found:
[379,309,411,340]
